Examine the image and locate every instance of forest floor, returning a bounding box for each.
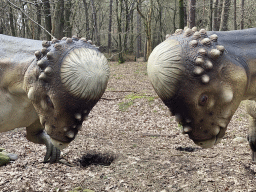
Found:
[1,62,256,192]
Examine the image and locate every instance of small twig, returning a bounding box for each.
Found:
[141,133,176,138]
[106,90,137,93]
[7,0,55,39]
[20,0,36,5]
[100,97,122,101]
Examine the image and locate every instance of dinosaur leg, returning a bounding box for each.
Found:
[246,100,256,162]
[26,119,60,163]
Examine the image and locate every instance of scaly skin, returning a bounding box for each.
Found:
[0,35,109,164]
[148,27,256,161]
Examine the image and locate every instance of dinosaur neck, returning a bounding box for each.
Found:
[0,35,42,95]
[208,28,256,99]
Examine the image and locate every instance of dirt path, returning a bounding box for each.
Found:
[1,62,256,191]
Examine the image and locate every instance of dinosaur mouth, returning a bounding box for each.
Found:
[42,119,79,143]
[192,125,225,148]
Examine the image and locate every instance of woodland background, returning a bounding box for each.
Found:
[0,0,254,62]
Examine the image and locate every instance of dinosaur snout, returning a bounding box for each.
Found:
[44,122,80,143]
[192,137,217,148]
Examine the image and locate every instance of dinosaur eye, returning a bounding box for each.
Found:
[46,95,54,109]
[199,95,208,106]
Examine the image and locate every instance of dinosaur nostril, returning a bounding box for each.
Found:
[209,112,214,116]
[200,119,204,123]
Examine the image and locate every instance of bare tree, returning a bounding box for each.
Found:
[137,0,153,61]
[207,0,213,30]
[52,0,64,39]
[188,0,196,28]
[8,1,16,37]
[108,0,113,53]
[240,0,244,29]
[82,0,90,39]
[90,0,100,45]
[219,0,231,31]
[136,0,142,59]
[64,1,72,38]
[233,0,237,30]
[35,1,42,40]
[116,0,124,63]
[179,0,185,29]
[124,1,135,53]
[42,0,52,40]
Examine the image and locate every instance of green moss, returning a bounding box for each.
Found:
[125,93,157,102]
[125,93,145,100]
[0,152,10,166]
[118,94,157,111]
[118,101,134,111]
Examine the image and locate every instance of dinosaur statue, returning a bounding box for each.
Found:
[0,34,109,165]
[147,27,256,161]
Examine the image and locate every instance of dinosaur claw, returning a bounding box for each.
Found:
[252,152,256,163]
[42,132,61,163]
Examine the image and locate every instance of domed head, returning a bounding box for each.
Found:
[148,30,247,148]
[24,38,109,149]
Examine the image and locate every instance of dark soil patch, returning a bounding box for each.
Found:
[79,151,116,167]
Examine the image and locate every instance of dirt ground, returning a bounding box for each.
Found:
[1,62,256,192]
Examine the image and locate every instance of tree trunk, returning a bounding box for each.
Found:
[156,0,163,43]
[124,1,135,53]
[240,0,244,29]
[35,1,41,40]
[207,0,213,31]
[124,0,129,52]
[188,0,196,28]
[136,0,141,58]
[179,0,184,29]
[0,19,3,34]
[42,0,52,40]
[82,0,90,39]
[116,0,124,63]
[90,0,100,45]
[219,0,231,31]
[172,0,177,33]
[108,0,113,53]
[52,0,64,39]
[64,1,72,37]
[233,0,237,30]
[130,7,134,54]
[8,2,16,37]
[137,0,153,61]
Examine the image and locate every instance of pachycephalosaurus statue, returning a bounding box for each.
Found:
[0,35,109,164]
[148,27,256,161]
